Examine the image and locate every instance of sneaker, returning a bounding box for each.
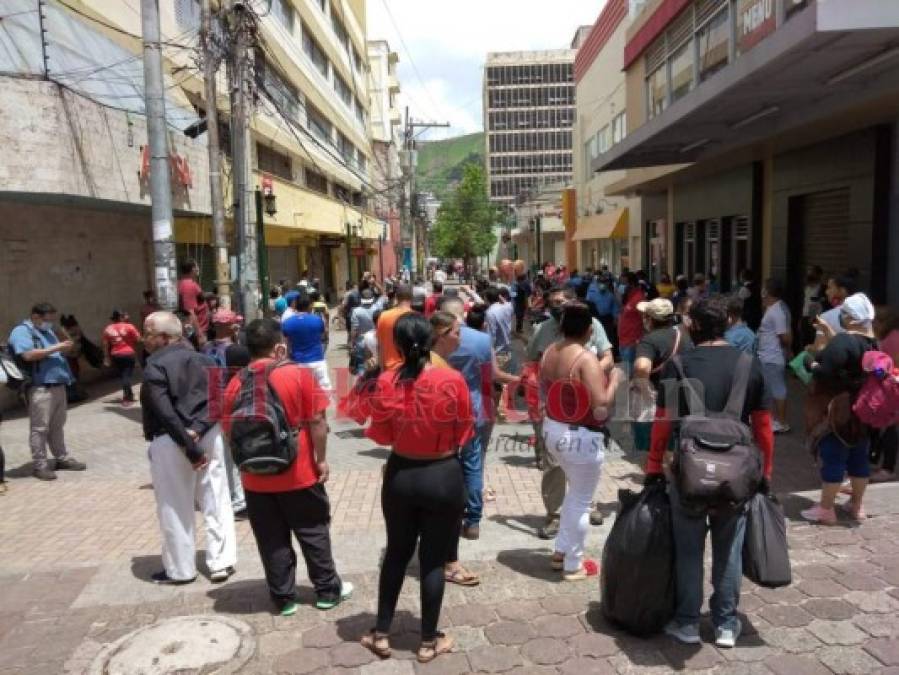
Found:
[772,421,791,434]
[55,457,87,471]
[33,467,57,481]
[664,620,701,645]
[315,581,354,610]
[279,601,299,617]
[800,503,837,525]
[537,518,559,540]
[715,619,742,648]
[209,566,235,583]
[461,524,480,541]
[233,508,248,520]
[150,571,196,585]
[870,468,894,483]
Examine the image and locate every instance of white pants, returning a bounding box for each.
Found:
[148,424,237,581]
[301,360,332,391]
[544,418,605,573]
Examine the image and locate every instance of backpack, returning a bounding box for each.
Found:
[671,352,763,508]
[227,361,299,475]
[853,351,899,429]
[3,323,43,391]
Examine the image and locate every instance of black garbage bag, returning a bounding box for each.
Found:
[601,482,675,635]
[742,492,791,588]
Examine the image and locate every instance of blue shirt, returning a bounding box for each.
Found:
[448,325,493,427]
[725,323,757,354]
[8,320,73,386]
[485,302,513,355]
[586,283,619,318]
[274,297,287,315]
[282,313,325,363]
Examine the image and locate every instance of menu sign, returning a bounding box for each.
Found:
[737,0,776,54]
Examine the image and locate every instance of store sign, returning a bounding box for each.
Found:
[261,174,274,196]
[738,0,775,53]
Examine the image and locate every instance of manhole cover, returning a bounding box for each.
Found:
[88,615,255,674]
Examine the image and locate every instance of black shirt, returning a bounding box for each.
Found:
[813,333,875,393]
[636,326,694,390]
[141,341,217,462]
[657,345,769,424]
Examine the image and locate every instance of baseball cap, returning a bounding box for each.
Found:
[212,309,244,326]
[636,298,674,321]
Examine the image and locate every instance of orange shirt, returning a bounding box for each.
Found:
[222,359,329,493]
[376,306,412,370]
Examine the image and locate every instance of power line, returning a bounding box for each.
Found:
[52,0,197,49]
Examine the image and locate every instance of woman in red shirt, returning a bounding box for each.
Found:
[102,310,141,405]
[618,272,646,367]
[361,313,474,664]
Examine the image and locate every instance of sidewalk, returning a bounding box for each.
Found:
[1,336,898,673]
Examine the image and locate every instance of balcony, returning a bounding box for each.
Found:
[388,74,400,94]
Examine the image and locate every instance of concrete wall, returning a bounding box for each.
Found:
[0,200,152,348]
[673,165,754,222]
[770,129,877,286]
[0,77,210,214]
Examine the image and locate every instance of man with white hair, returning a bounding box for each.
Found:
[141,311,237,584]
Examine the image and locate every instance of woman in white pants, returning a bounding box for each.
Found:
[539,301,623,580]
[148,424,238,583]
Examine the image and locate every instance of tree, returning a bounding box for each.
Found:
[430,163,498,267]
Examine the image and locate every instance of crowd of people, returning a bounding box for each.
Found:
[1,254,897,661]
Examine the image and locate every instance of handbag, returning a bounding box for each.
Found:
[743,491,791,587]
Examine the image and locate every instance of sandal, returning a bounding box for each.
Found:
[445,566,480,586]
[417,632,454,663]
[484,487,497,502]
[361,630,391,659]
[562,559,599,581]
[550,553,564,571]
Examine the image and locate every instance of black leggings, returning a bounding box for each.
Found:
[871,426,898,473]
[376,453,465,640]
[111,354,136,401]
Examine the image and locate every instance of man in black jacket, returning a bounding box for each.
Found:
[141,311,237,584]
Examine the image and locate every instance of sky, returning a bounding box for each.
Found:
[365,0,608,140]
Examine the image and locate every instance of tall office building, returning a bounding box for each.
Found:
[483,47,578,206]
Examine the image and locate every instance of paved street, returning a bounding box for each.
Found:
[2,332,899,674]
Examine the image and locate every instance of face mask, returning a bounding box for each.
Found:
[41,321,53,331]
[184,325,195,339]
[549,306,564,321]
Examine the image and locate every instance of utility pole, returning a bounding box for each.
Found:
[37,0,49,79]
[140,0,178,310]
[402,107,449,275]
[227,1,260,318]
[200,0,231,309]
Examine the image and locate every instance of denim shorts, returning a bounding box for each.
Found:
[761,362,787,400]
[819,432,871,483]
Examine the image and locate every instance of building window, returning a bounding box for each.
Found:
[334,183,350,203]
[314,0,326,10]
[646,65,667,118]
[337,132,354,163]
[611,111,627,145]
[174,0,200,31]
[597,125,611,154]
[255,52,301,122]
[669,41,693,102]
[352,47,363,73]
[357,150,367,172]
[271,0,294,32]
[334,72,352,107]
[331,10,349,50]
[698,7,729,80]
[256,143,292,182]
[354,97,366,126]
[307,103,332,143]
[305,168,328,194]
[303,27,329,78]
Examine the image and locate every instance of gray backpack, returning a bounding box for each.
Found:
[671,352,762,508]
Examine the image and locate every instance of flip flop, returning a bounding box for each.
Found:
[417,632,454,664]
[484,487,497,502]
[361,630,391,659]
[445,567,480,586]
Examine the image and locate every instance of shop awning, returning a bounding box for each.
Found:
[573,208,628,241]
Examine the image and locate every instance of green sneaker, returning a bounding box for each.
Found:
[315,581,354,611]
[279,601,299,617]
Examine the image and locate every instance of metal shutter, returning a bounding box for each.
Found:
[696,0,727,25]
[801,188,850,279]
[266,246,299,287]
[667,5,695,51]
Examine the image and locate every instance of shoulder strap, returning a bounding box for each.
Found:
[568,347,592,380]
[723,352,753,420]
[651,326,681,375]
[671,354,704,416]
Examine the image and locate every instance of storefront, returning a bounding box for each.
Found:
[574,208,629,274]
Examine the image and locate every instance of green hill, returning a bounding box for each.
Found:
[415,132,485,201]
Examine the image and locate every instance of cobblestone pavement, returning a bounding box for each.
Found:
[1,327,898,673]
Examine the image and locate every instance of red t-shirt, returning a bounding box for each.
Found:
[178,277,209,333]
[222,359,329,493]
[423,293,441,318]
[618,288,646,348]
[366,366,475,456]
[103,322,141,357]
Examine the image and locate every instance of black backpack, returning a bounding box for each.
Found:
[671,352,763,508]
[227,361,298,475]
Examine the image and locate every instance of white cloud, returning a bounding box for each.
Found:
[366,0,607,138]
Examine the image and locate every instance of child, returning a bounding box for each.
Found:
[724,296,757,354]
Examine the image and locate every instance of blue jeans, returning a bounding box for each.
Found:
[460,432,484,527]
[669,484,746,631]
[619,345,636,368]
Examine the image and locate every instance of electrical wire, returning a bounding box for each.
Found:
[52,0,197,49]
[0,8,38,21]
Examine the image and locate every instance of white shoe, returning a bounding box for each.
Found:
[664,620,700,645]
[715,619,742,648]
[772,421,791,434]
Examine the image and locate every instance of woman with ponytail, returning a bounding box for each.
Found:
[361,313,474,664]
